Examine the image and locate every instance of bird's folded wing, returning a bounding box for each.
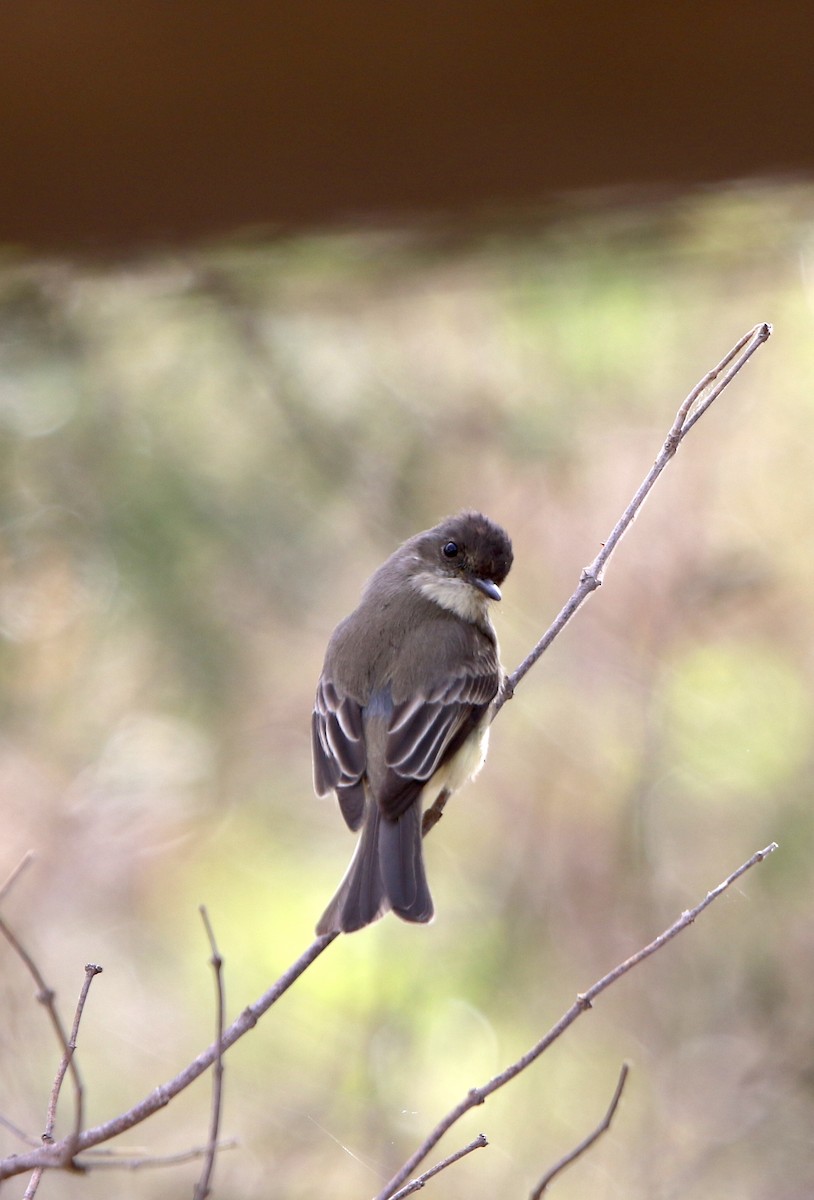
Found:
[377,668,498,819]
[312,678,366,830]
[313,661,499,827]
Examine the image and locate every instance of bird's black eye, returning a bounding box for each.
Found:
[442,541,459,559]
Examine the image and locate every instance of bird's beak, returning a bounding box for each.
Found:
[471,576,502,601]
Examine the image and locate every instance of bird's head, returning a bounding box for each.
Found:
[410,511,513,622]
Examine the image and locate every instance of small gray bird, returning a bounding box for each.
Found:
[312,511,513,934]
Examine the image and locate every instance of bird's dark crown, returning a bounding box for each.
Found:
[421,511,513,584]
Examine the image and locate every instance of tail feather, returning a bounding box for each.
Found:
[316,798,434,934]
[378,802,434,923]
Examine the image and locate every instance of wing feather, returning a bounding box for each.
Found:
[377,663,499,819]
[313,614,501,827]
[312,677,367,830]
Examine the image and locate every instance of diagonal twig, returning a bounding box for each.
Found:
[19,961,102,1198]
[0,1112,40,1147]
[193,906,226,1200]
[0,851,35,907]
[496,321,772,710]
[529,1062,629,1198]
[372,842,777,1200]
[48,963,103,1148]
[76,1137,240,1170]
[389,1133,488,1198]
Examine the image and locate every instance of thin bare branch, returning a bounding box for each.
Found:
[389,1133,488,1198]
[0,918,89,1170]
[22,1166,46,1199]
[0,931,337,1182]
[19,963,103,1198]
[76,1137,239,1171]
[0,1112,40,1147]
[0,851,35,906]
[529,1062,629,1198]
[494,322,771,712]
[372,842,777,1200]
[46,964,103,1150]
[0,917,66,1053]
[193,906,226,1200]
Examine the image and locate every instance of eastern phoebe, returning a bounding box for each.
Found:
[312,511,513,934]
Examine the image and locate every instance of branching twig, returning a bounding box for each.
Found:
[372,843,777,1200]
[194,906,226,1200]
[0,932,337,1181]
[10,957,101,1198]
[389,1133,488,1198]
[0,919,89,1169]
[529,1062,629,1198]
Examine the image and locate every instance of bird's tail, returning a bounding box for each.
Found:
[316,799,434,935]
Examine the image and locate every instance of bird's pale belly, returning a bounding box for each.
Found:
[421,716,491,807]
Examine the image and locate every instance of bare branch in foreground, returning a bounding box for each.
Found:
[529,1062,629,1198]
[193,906,226,1200]
[372,842,778,1200]
[0,931,337,1182]
[389,1133,488,1198]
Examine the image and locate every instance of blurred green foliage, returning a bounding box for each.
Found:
[2,185,814,1198]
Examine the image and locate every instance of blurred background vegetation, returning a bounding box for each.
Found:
[1,183,814,1199]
